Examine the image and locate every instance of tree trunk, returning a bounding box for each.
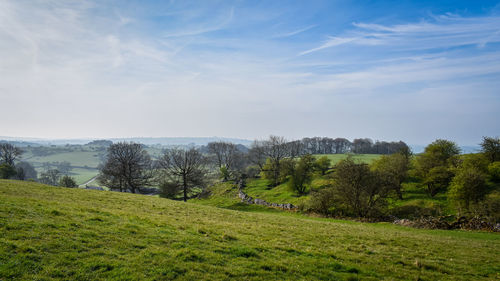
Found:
[183,173,187,202]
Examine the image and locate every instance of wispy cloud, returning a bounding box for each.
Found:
[300,15,500,55]
[273,24,316,38]
[0,0,498,144]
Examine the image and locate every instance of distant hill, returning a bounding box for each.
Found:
[0,136,253,147]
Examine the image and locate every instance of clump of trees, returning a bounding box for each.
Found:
[414,139,460,197]
[446,137,500,218]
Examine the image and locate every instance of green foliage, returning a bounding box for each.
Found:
[159,180,181,199]
[261,158,294,186]
[0,164,17,179]
[288,155,315,194]
[448,154,490,214]
[327,157,388,217]
[475,191,500,222]
[488,161,500,182]
[314,156,331,175]
[415,139,460,197]
[219,166,230,181]
[390,200,442,219]
[39,169,61,186]
[307,188,336,215]
[371,153,410,199]
[480,136,500,162]
[58,175,78,188]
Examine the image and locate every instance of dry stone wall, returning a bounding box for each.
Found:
[236,180,297,210]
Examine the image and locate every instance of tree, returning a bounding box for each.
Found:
[481,136,500,162]
[247,140,267,170]
[448,154,490,214]
[97,142,153,193]
[207,141,245,180]
[315,156,331,175]
[0,163,17,179]
[158,148,207,202]
[288,154,316,194]
[262,135,291,186]
[415,139,460,197]
[329,157,388,217]
[15,162,37,180]
[39,169,61,186]
[0,143,23,166]
[371,153,410,199]
[59,175,78,188]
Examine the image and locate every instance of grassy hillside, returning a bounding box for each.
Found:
[1,180,499,280]
[313,154,382,165]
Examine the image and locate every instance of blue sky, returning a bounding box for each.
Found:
[1,0,499,145]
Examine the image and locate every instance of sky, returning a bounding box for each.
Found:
[1,0,499,145]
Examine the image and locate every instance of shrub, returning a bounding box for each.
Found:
[390,200,442,219]
[59,175,77,188]
[488,162,500,182]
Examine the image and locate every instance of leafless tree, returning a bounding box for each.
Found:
[261,136,291,186]
[97,142,154,193]
[0,143,23,166]
[206,141,245,179]
[248,140,267,170]
[158,147,208,202]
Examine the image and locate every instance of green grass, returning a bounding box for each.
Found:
[313,154,382,165]
[1,180,499,280]
[70,167,99,186]
[27,151,103,168]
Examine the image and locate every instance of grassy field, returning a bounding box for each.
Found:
[313,154,382,165]
[1,180,498,280]
[21,145,165,187]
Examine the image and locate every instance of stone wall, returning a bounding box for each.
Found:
[236,179,297,210]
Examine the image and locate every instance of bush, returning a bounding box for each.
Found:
[390,200,442,219]
[307,188,336,215]
[329,158,388,217]
[448,155,490,214]
[159,181,180,199]
[314,156,331,175]
[288,154,315,195]
[245,165,261,179]
[0,163,17,179]
[474,191,500,223]
[488,162,500,182]
[59,175,77,188]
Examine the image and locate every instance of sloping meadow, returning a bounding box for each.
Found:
[0,180,498,280]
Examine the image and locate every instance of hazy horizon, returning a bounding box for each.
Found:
[1,0,499,145]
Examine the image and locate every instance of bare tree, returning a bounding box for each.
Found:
[262,136,291,186]
[39,169,61,186]
[248,140,267,170]
[207,141,245,180]
[0,143,23,166]
[97,142,153,193]
[158,147,208,202]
